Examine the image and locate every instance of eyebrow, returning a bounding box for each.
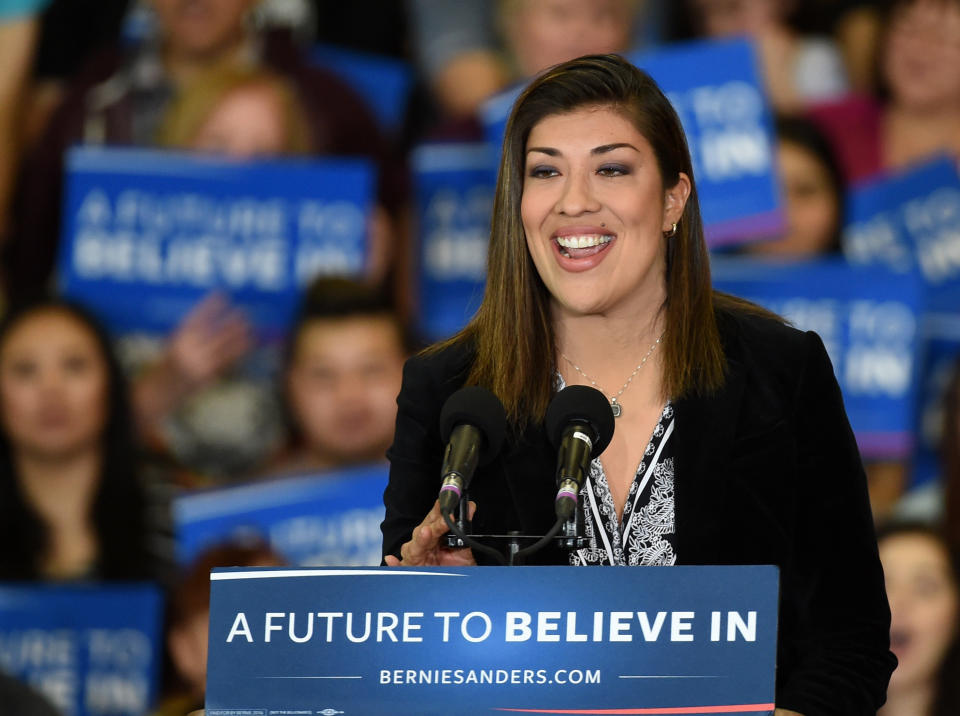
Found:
[526,143,640,157]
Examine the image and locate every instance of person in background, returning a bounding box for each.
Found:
[155,539,284,716]
[809,0,960,185]
[409,0,639,142]
[0,299,167,581]
[157,65,312,158]
[4,0,400,304]
[680,0,850,113]
[878,523,960,716]
[748,115,844,257]
[274,277,412,475]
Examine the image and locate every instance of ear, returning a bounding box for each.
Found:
[662,172,691,231]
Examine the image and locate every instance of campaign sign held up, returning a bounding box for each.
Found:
[58,147,375,339]
[844,156,960,286]
[412,143,496,339]
[174,463,388,567]
[0,583,162,716]
[481,38,782,246]
[206,566,778,715]
[712,257,925,458]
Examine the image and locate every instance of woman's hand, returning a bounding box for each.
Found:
[773,710,804,716]
[384,500,477,567]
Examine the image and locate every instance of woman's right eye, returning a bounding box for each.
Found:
[528,166,559,179]
[7,361,37,379]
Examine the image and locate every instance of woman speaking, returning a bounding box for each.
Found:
[381,54,895,714]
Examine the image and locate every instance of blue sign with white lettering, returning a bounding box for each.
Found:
[0,584,162,716]
[58,147,375,339]
[206,566,778,715]
[412,143,496,339]
[712,257,926,458]
[481,39,783,246]
[174,463,389,567]
[844,156,960,286]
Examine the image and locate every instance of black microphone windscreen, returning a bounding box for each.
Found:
[545,385,615,456]
[439,386,508,465]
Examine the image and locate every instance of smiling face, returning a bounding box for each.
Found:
[881,531,960,694]
[884,0,960,111]
[520,105,689,320]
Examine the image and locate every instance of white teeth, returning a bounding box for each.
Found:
[555,234,613,249]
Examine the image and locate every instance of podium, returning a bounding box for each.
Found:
[205,566,778,715]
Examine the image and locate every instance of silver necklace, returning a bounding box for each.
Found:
[560,333,663,418]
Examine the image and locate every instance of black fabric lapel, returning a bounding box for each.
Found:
[671,354,746,565]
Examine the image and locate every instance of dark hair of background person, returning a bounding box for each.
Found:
[775,113,846,251]
[0,298,152,580]
[432,53,766,427]
[941,357,960,549]
[161,538,284,701]
[876,521,960,716]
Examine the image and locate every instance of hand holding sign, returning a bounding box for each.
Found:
[167,292,252,390]
[384,499,477,567]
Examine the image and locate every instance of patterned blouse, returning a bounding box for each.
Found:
[558,377,677,566]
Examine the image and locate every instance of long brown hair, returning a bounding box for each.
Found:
[435,54,728,426]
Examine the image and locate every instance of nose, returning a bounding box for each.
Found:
[555,170,600,216]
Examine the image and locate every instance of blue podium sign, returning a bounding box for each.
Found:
[0,583,163,716]
[58,147,375,339]
[712,257,925,458]
[206,566,778,715]
[174,463,389,567]
[481,39,782,247]
[412,143,496,339]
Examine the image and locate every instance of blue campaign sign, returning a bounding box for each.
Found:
[206,566,778,715]
[844,156,960,286]
[480,39,782,246]
[412,143,497,340]
[58,147,375,340]
[174,463,389,567]
[310,44,414,135]
[0,583,163,716]
[711,257,926,459]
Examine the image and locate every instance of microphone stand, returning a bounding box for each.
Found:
[441,491,589,566]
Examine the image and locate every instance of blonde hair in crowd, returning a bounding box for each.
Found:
[157,64,313,155]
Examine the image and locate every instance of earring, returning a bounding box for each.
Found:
[663,222,678,239]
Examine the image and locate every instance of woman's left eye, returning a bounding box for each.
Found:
[597,165,628,177]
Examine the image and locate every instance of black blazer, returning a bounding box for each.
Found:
[382,307,896,715]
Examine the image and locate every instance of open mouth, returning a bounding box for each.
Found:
[554,234,615,259]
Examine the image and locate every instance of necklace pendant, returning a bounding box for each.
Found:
[610,399,622,418]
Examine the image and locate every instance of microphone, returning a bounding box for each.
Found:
[437,386,507,513]
[545,385,615,520]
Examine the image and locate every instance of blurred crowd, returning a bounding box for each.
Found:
[0,0,959,714]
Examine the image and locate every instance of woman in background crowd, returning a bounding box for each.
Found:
[810,0,960,184]
[748,115,844,257]
[680,0,849,113]
[275,278,411,475]
[0,300,165,581]
[878,523,960,716]
[4,0,401,304]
